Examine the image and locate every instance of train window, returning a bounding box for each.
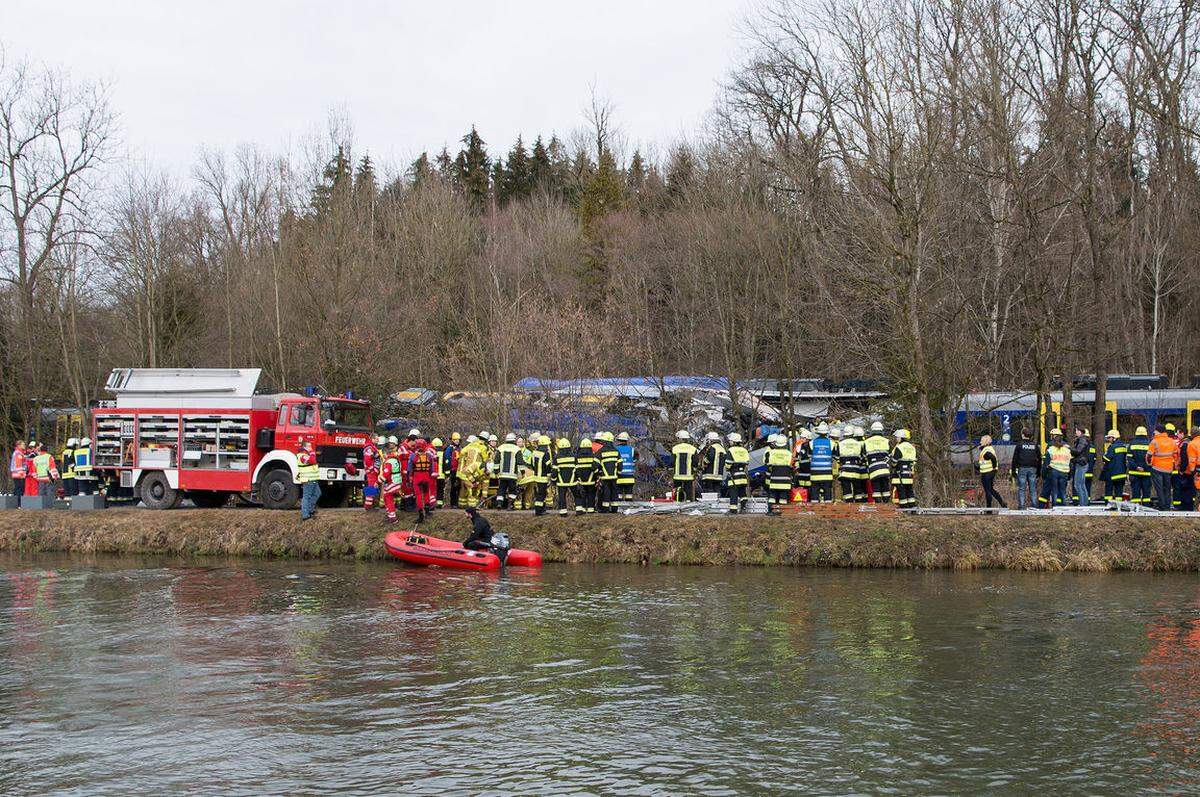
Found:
[963,413,1003,443]
[1118,413,1147,439]
[1159,413,1185,434]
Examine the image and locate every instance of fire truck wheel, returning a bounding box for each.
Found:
[260,468,300,510]
[140,472,181,510]
[187,491,231,509]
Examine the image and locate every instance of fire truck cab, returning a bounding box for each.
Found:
[93,368,372,510]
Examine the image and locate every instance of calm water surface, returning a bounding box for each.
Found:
[0,553,1197,795]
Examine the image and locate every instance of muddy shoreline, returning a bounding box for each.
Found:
[2,508,1200,572]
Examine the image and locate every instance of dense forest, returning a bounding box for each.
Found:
[3,0,1200,494]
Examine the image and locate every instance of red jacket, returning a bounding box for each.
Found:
[362,443,379,472]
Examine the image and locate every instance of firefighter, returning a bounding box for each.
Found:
[829,425,843,500]
[837,426,862,503]
[1128,426,1152,506]
[430,437,446,508]
[407,439,438,523]
[726,433,750,513]
[554,438,576,516]
[890,429,917,508]
[493,433,522,510]
[443,432,462,507]
[530,436,552,516]
[863,421,892,504]
[380,443,403,523]
[615,432,637,503]
[515,437,536,510]
[573,438,597,514]
[485,434,500,504]
[699,431,727,499]
[765,434,794,514]
[297,439,320,520]
[595,432,621,513]
[457,435,483,507]
[61,438,77,498]
[809,424,835,503]
[361,435,383,510]
[671,431,698,502]
[793,429,812,502]
[1099,429,1128,503]
[1168,423,1187,509]
[9,440,27,496]
[74,437,94,496]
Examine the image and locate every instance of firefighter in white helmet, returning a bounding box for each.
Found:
[672,431,698,501]
[864,421,891,503]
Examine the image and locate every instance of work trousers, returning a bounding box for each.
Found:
[869,475,891,504]
[75,478,94,496]
[727,482,746,511]
[412,473,435,515]
[1047,470,1067,506]
[1015,467,1037,510]
[63,477,77,497]
[557,485,574,516]
[1129,474,1152,505]
[435,477,445,508]
[24,476,37,497]
[674,479,695,502]
[700,477,723,499]
[1178,477,1197,511]
[768,488,790,511]
[497,477,518,509]
[573,483,596,514]
[363,472,379,509]
[37,480,56,500]
[1102,476,1127,503]
[533,482,548,515]
[617,480,634,502]
[1072,463,1089,506]
[810,478,833,503]
[598,479,617,513]
[894,482,915,508]
[383,484,401,521]
[980,472,1006,508]
[839,477,856,503]
[448,475,461,507]
[1152,470,1173,511]
[300,480,321,519]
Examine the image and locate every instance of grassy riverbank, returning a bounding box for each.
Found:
[2,508,1200,571]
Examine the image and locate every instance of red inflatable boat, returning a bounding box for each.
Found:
[384,532,543,571]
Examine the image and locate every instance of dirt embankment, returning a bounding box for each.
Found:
[1,509,1200,571]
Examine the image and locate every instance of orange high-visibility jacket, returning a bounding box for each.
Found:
[1148,432,1179,473]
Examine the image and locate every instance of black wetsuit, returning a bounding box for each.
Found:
[463,512,494,551]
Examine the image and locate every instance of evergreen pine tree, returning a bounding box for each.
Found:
[310,145,352,215]
[435,147,455,183]
[626,150,646,199]
[354,154,378,200]
[665,146,695,201]
[530,135,552,193]
[499,135,532,205]
[491,157,506,204]
[455,126,491,211]
[409,152,435,187]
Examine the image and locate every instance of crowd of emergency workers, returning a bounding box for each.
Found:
[356,421,920,522]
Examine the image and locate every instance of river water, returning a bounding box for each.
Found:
[0,555,1197,795]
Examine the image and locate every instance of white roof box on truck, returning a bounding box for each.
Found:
[104,368,280,410]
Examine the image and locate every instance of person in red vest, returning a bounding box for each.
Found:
[361,435,383,510]
[8,441,27,495]
[379,443,403,524]
[24,441,41,497]
[407,439,437,523]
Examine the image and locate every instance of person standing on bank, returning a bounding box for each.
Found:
[297,438,321,520]
[1010,430,1040,510]
[975,435,1006,508]
[1070,426,1091,506]
[1148,424,1179,511]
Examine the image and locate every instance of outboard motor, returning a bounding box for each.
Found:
[490,532,511,564]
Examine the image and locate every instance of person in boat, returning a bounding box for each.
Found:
[462,506,495,551]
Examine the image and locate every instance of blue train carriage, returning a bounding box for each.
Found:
[952,389,1200,466]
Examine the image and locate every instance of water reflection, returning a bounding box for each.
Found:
[0,555,1196,794]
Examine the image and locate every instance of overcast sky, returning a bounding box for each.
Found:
[6,0,750,175]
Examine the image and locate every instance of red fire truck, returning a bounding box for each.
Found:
[92,368,372,509]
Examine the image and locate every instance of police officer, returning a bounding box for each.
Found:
[615,432,637,503]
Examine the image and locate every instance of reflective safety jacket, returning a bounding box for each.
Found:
[765,447,793,491]
[701,444,727,481]
[891,441,917,484]
[457,443,484,479]
[380,454,403,486]
[574,446,597,485]
[1101,440,1128,480]
[863,435,891,479]
[442,444,459,479]
[9,448,27,479]
[597,442,621,481]
[810,437,834,479]
[1127,435,1151,477]
[494,443,523,479]
[977,445,997,475]
[616,443,636,482]
[727,445,750,487]
[1148,432,1180,473]
[407,447,436,476]
[794,440,812,486]
[836,437,864,478]
[554,450,577,487]
[530,448,551,484]
[297,449,320,483]
[671,442,698,481]
[32,452,59,481]
[74,446,93,478]
[1045,444,1072,474]
[61,447,76,479]
[362,443,379,475]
